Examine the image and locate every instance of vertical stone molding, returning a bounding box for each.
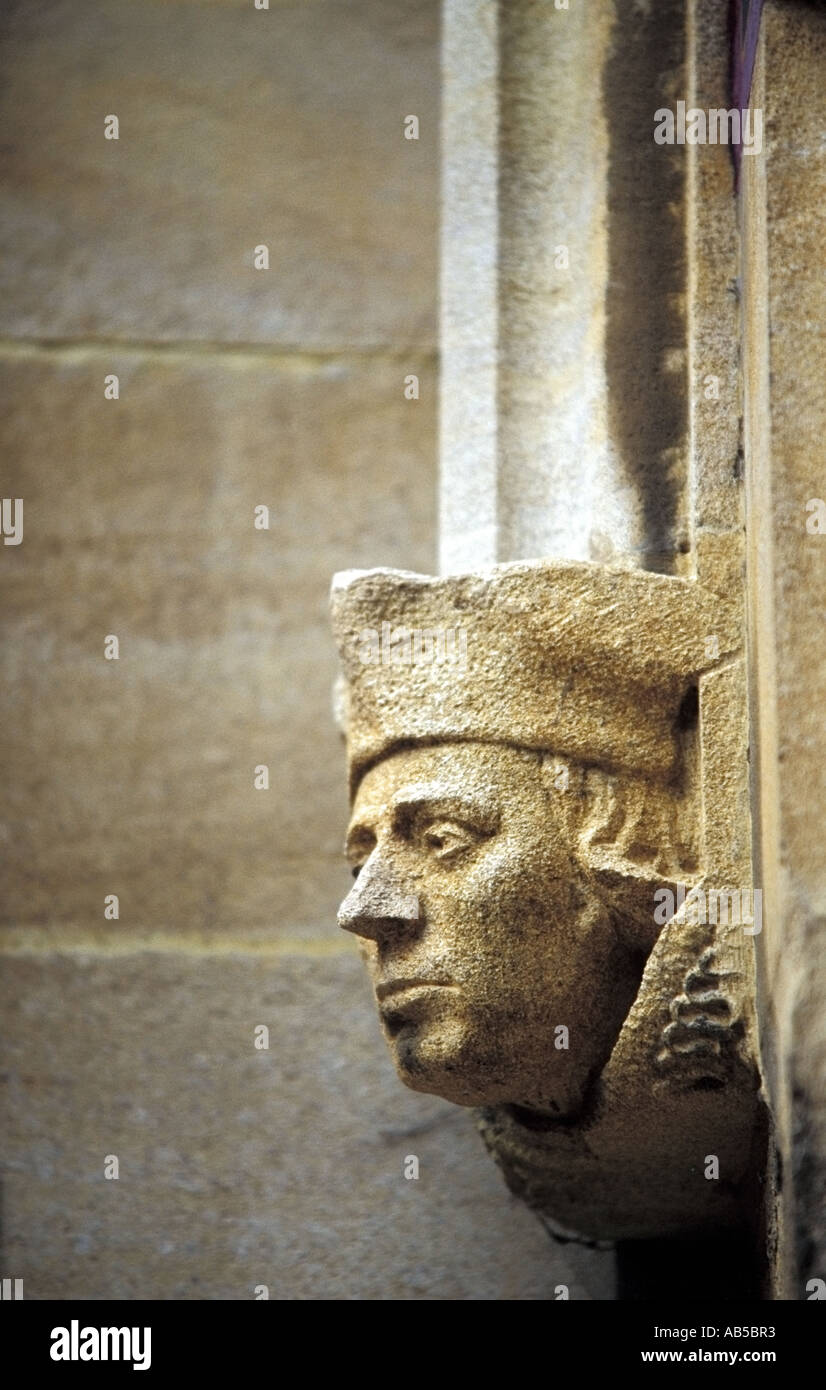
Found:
[742,1,826,1300]
[440,0,691,574]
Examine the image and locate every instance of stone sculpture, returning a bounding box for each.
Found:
[331,559,764,1240]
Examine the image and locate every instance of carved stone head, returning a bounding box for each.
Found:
[340,739,646,1115]
[330,560,760,1239]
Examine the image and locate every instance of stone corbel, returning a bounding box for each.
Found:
[330,558,764,1242]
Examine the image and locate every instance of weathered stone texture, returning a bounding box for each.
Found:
[743,2,826,1297]
[0,352,434,944]
[440,0,691,574]
[0,953,614,1300]
[0,0,438,348]
[331,559,761,1241]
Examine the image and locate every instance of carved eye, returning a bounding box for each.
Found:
[345,838,375,879]
[421,821,477,860]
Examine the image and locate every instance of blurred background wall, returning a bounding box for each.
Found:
[0,0,614,1299]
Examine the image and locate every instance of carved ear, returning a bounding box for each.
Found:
[547,758,702,953]
[587,863,702,954]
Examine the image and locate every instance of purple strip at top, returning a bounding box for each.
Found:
[732,0,765,112]
[731,0,765,182]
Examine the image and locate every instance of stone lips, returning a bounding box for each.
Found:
[331,559,737,795]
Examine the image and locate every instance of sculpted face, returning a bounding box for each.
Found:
[338,742,643,1115]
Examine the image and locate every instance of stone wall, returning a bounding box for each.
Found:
[743,0,826,1300]
[0,0,614,1299]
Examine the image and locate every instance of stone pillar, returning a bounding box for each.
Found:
[440,0,691,574]
[742,1,826,1301]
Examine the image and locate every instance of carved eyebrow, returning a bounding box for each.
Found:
[344,824,376,860]
[390,791,499,834]
[344,789,500,856]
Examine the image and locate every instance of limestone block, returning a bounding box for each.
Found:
[0,351,434,943]
[0,0,437,347]
[0,952,615,1299]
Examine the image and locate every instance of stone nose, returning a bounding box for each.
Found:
[337,851,420,943]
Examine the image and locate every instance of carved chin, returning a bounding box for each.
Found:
[382,1013,524,1108]
[383,1009,596,1115]
[381,1007,485,1105]
[392,1038,494,1107]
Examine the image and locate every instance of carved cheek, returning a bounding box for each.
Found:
[465,836,556,906]
[419,849,528,950]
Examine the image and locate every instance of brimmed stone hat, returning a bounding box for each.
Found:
[331,559,736,797]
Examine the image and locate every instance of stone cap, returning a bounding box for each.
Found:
[330,559,738,796]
